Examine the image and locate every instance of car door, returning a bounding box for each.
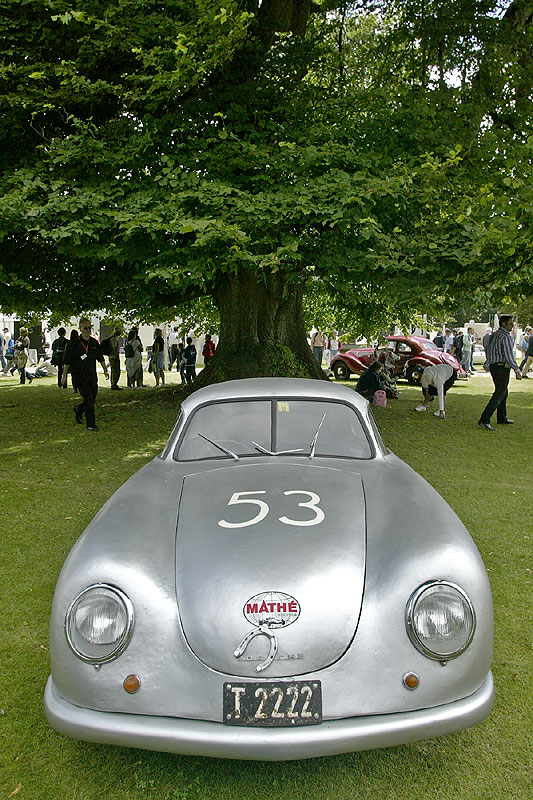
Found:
[396,340,417,371]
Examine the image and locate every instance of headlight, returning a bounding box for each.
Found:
[406,581,475,661]
[65,584,134,663]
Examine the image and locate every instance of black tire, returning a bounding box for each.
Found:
[406,364,424,385]
[333,361,350,381]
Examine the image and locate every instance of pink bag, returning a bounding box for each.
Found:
[373,390,387,407]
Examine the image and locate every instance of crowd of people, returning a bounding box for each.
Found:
[1,316,530,433]
[0,321,217,431]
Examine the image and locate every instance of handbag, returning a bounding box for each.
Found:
[373,390,387,407]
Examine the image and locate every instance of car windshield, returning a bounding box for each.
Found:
[176,399,373,461]
[421,341,438,350]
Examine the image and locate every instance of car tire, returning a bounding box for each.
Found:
[333,361,350,381]
[406,365,424,385]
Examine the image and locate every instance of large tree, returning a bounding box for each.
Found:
[1,1,532,383]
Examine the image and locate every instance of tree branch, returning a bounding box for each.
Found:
[467,0,533,133]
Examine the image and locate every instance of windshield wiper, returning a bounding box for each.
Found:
[198,433,239,461]
[252,442,304,456]
[309,413,326,459]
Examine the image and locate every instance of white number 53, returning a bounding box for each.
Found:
[218,490,324,529]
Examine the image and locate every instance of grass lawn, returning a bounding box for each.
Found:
[0,370,531,800]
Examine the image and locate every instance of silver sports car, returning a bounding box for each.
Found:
[45,378,494,760]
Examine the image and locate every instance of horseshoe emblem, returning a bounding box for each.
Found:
[234,625,279,673]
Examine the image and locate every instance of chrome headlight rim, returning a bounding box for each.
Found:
[65,583,134,664]
[405,580,476,662]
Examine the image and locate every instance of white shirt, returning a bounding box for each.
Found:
[421,364,454,412]
[444,334,454,352]
[462,332,475,352]
[168,331,179,346]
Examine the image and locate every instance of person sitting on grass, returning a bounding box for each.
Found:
[415,363,457,419]
[355,361,384,400]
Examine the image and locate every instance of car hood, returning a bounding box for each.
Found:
[175,461,366,677]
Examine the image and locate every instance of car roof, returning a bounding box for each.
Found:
[386,335,431,345]
[181,378,368,414]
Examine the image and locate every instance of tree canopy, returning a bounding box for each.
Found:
[1,1,532,379]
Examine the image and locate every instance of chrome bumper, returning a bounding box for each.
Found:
[44,672,493,761]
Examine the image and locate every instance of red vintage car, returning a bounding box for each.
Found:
[331,335,465,384]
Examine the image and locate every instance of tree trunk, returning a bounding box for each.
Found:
[192,269,327,388]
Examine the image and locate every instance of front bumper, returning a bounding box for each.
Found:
[44,672,494,761]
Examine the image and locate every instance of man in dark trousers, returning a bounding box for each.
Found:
[108,325,123,390]
[183,336,197,384]
[61,317,109,431]
[51,327,68,387]
[478,315,522,431]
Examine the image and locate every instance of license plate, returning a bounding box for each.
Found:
[223,680,322,727]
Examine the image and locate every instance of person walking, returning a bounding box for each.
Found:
[202,334,216,365]
[51,328,68,387]
[108,326,123,390]
[61,318,109,431]
[520,331,533,378]
[14,328,30,384]
[444,329,454,353]
[461,327,475,375]
[65,329,80,392]
[433,330,445,350]
[178,342,186,383]
[1,328,14,374]
[168,327,180,370]
[478,315,522,431]
[451,329,463,364]
[183,337,197,383]
[125,329,143,388]
[518,326,532,372]
[310,329,326,366]
[152,328,166,386]
[0,327,5,372]
[328,331,341,366]
[415,363,457,418]
[37,329,49,363]
[2,331,15,375]
[482,328,493,371]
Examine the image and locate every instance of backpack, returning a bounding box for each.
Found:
[124,341,134,359]
[100,336,112,356]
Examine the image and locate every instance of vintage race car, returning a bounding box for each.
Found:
[331,335,465,383]
[45,378,493,761]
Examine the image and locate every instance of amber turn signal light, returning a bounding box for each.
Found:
[123,674,141,694]
[402,672,419,690]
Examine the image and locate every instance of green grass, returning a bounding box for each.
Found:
[0,372,531,800]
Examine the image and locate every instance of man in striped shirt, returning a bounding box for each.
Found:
[478,315,522,431]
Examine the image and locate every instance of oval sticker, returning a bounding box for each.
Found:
[243,591,300,629]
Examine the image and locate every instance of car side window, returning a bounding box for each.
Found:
[398,342,413,353]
